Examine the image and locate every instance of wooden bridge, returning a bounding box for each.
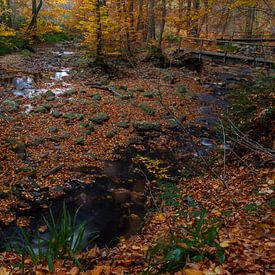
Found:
[177,36,275,68]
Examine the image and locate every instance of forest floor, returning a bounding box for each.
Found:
[0,42,274,274]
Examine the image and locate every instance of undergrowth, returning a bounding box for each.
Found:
[135,155,225,274]
[5,203,94,273]
[226,76,274,146]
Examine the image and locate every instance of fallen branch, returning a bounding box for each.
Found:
[42,163,65,178]
[88,84,122,97]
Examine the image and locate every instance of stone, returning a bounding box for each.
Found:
[48,127,59,133]
[64,112,84,121]
[13,142,27,160]
[166,118,180,129]
[51,110,62,118]
[32,138,45,146]
[109,188,131,204]
[116,121,129,129]
[90,113,110,124]
[33,106,48,113]
[121,91,134,100]
[90,93,101,101]
[106,128,118,138]
[75,137,84,145]
[143,92,155,98]
[45,90,55,98]
[133,121,161,131]
[176,84,187,93]
[2,99,19,112]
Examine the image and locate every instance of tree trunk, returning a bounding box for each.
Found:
[158,0,167,48]
[192,0,200,36]
[27,0,43,31]
[122,0,131,52]
[186,0,192,35]
[95,0,102,57]
[147,0,155,41]
[137,0,143,31]
[245,6,256,38]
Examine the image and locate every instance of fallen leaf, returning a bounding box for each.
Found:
[90,266,104,275]
[153,213,166,222]
[183,268,203,275]
[0,267,10,275]
[69,266,79,275]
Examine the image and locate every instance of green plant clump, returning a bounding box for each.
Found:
[6,203,93,273]
[145,209,225,274]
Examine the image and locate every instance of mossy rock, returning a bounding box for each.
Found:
[121,91,134,100]
[90,93,102,101]
[63,112,84,121]
[51,110,62,118]
[79,122,94,130]
[79,98,91,105]
[60,132,70,140]
[166,118,180,129]
[48,127,59,133]
[143,92,155,99]
[11,142,27,160]
[33,106,49,113]
[116,121,129,129]
[45,90,55,98]
[106,128,118,138]
[133,121,161,131]
[83,129,93,135]
[140,104,155,115]
[134,87,145,93]
[162,74,175,84]
[177,84,187,93]
[62,89,77,97]
[118,85,127,91]
[42,103,52,111]
[90,113,110,124]
[46,96,56,101]
[75,137,84,145]
[2,99,19,112]
[32,138,45,146]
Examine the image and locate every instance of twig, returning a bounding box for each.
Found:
[88,84,122,97]
[42,164,65,178]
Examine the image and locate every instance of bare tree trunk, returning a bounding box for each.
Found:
[245,6,256,38]
[176,0,184,35]
[95,0,102,57]
[122,0,131,52]
[27,0,43,31]
[158,0,167,48]
[186,0,192,35]
[147,0,155,41]
[137,0,143,31]
[192,0,200,36]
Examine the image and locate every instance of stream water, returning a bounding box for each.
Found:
[0,49,254,252]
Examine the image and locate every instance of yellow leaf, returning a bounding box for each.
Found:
[183,268,203,275]
[153,213,166,222]
[212,210,222,217]
[0,267,10,275]
[220,241,231,248]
